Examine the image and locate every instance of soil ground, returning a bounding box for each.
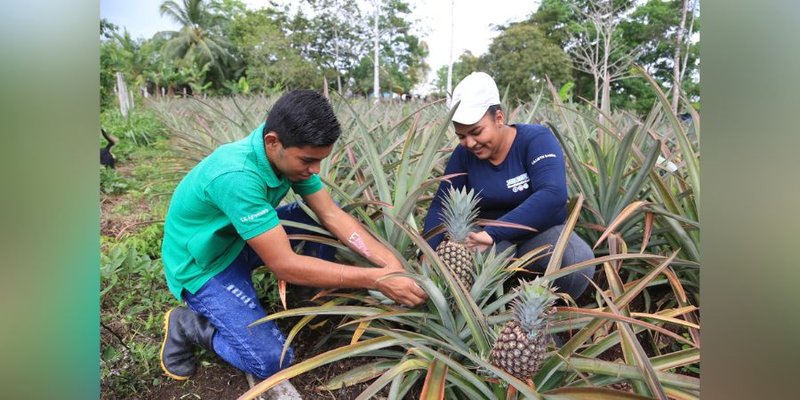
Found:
[140,313,397,400]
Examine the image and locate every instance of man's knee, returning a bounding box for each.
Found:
[246,343,295,379]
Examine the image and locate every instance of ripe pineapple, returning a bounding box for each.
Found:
[490,277,559,380]
[435,186,480,289]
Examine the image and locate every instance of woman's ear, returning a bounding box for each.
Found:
[495,109,506,126]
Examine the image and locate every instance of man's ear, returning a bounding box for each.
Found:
[264,132,281,149]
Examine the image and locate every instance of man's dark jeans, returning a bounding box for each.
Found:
[182,202,335,379]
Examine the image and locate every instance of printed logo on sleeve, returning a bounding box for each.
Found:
[531,153,557,166]
[239,207,272,223]
[506,173,530,193]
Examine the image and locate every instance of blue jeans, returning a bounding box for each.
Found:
[182,202,336,379]
[495,224,596,301]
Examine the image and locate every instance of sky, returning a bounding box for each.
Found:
[99,0,540,93]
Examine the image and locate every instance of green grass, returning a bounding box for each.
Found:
[99,107,180,397]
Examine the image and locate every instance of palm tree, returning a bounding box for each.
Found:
[158,0,232,85]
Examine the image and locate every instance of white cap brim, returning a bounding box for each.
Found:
[451,100,496,125]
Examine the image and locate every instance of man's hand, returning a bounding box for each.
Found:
[466,231,494,251]
[375,270,427,307]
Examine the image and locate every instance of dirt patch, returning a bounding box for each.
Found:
[141,362,250,400]
[140,308,402,400]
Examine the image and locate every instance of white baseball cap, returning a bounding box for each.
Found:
[448,72,500,125]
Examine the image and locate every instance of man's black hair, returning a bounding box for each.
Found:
[263,90,341,148]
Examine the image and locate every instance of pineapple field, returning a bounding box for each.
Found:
[100,75,699,399]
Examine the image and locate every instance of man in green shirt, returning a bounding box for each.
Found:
[159,90,427,381]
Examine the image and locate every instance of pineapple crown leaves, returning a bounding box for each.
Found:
[510,277,559,340]
[471,244,517,303]
[439,186,481,242]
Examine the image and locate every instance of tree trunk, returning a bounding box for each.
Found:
[680,0,697,83]
[373,0,381,103]
[600,32,611,122]
[446,0,454,97]
[334,28,343,94]
[671,0,689,113]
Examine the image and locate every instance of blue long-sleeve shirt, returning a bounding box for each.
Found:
[423,124,567,249]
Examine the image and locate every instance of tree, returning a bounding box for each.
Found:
[228,8,318,91]
[100,23,159,103]
[433,51,483,96]
[567,0,640,118]
[620,0,700,111]
[349,0,429,97]
[532,0,578,49]
[483,21,573,104]
[301,0,368,94]
[158,0,233,87]
[100,19,121,106]
[529,0,700,114]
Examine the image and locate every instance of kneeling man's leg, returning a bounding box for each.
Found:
[183,248,295,379]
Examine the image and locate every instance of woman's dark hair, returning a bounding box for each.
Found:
[263,90,341,148]
[486,104,503,119]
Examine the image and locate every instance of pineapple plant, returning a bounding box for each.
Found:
[435,186,481,289]
[490,277,559,380]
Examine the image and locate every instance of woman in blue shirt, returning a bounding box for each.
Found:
[423,72,595,301]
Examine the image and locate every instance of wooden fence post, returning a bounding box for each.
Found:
[115,72,130,117]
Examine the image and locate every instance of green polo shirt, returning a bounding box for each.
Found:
[161,123,323,300]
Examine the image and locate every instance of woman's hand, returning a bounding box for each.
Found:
[466,231,494,251]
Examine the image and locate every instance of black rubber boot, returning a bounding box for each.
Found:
[159,306,216,380]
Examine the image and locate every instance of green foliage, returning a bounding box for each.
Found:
[543,73,700,300]
[223,76,251,95]
[528,0,700,115]
[347,0,430,96]
[159,0,235,86]
[483,21,573,104]
[100,167,131,195]
[229,8,319,91]
[297,0,368,92]
[433,51,485,96]
[100,241,175,397]
[99,106,191,398]
[558,81,575,102]
[100,107,165,148]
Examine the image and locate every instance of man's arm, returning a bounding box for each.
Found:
[246,224,426,307]
[302,189,404,271]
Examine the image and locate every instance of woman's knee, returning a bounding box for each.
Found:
[517,226,595,266]
[553,265,595,301]
[514,225,597,298]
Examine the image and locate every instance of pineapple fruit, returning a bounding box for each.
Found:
[490,277,559,380]
[435,186,480,289]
